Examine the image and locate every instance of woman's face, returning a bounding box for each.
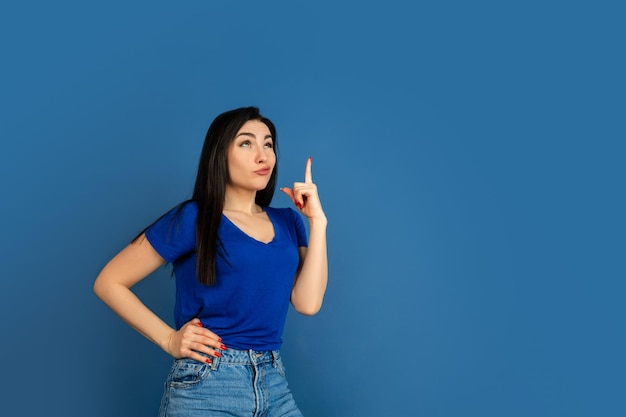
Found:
[226,119,276,192]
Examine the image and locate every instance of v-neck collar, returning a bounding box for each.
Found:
[221,208,277,245]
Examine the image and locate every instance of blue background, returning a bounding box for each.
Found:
[1,1,624,416]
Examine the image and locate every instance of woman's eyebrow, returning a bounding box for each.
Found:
[235,132,273,140]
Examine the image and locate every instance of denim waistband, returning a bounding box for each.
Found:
[209,348,280,371]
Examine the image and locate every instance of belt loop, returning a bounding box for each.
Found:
[271,350,279,367]
[210,353,220,371]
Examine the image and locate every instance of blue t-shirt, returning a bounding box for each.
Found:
[145,202,308,351]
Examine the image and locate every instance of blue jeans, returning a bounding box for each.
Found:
[158,349,303,417]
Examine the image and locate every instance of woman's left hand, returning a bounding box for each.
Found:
[281,156,326,221]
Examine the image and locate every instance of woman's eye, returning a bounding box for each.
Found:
[264,142,274,149]
[240,141,251,148]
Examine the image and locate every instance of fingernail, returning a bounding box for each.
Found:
[309,156,312,162]
[214,351,222,357]
[220,344,227,351]
[196,322,203,327]
[205,358,212,364]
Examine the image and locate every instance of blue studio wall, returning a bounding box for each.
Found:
[1,1,624,416]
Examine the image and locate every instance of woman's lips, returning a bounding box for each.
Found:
[254,167,271,175]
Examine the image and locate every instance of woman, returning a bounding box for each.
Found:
[94,106,328,417]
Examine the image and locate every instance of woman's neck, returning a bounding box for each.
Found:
[223,187,261,214]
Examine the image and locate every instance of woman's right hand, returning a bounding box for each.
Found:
[165,318,226,364]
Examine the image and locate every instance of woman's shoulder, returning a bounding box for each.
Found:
[265,206,305,229]
[178,200,198,217]
[265,206,298,219]
[148,200,198,233]
[144,200,198,261]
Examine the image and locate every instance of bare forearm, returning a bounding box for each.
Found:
[291,216,328,315]
[94,278,174,351]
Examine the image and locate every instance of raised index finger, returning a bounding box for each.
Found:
[305,156,313,184]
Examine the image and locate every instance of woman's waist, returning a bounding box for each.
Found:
[212,348,281,366]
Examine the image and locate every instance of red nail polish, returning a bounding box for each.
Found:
[220,344,227,351]
[214,351,222,357]
[196,322,203,327]
[205,358,212,364]
[309,156,312,162]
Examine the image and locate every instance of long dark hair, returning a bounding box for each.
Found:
[193,106,277,285]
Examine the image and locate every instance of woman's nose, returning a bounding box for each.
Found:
[257,148,268,163]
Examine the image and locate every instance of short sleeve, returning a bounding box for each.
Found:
[145,202,197,262]
[291,208,308,248]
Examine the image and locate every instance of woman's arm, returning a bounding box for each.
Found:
[292,217,328,315]
[93,234,224,363]
[281,157,328,315]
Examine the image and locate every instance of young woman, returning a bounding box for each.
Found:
[94,106,328,417]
